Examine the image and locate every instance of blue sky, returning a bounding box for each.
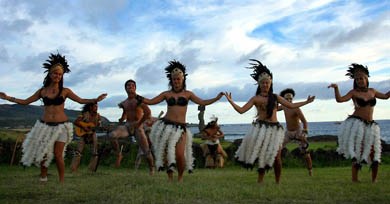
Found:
[0,0,389,124]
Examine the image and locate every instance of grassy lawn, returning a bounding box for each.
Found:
[0,164,389,204]
[0,129,27,141]
[285,141,337,151]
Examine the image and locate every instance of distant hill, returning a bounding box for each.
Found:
[0,104,110,128]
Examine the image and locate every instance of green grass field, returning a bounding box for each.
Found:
[1,129,389,203]
[0,164,389,203]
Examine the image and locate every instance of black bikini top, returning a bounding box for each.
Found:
[167,97,188,106]
[354,97,376,107]
[41,89,65,106]
[42,96,65,106]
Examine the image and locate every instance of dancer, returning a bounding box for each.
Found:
[143,60,223,182]
[0,53,107,184]
[225,59,315,184]
[328,63,390,183]
[70,102,101,173]
[109,80,155,175]
[201,116,227,168]
[279,88,313,176]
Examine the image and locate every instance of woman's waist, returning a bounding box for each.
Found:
[253,118,282,127]
[351,111,373,122]
[163,114,186,124]
[255,116,279,124]
[41,113,68,123]
[159,118,187,128]
[39,120,70,126]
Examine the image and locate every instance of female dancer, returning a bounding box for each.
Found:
[328,63,390,183]
[225,59,315,184]
[143,60,223,182]
[0,53,107,184]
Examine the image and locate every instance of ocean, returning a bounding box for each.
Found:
[189,120,390,144]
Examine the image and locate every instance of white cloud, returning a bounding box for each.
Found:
[1,0,389,123]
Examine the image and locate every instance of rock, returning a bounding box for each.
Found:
[307,135,338,142]
[381,140,390,152]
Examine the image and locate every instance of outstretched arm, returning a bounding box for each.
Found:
[0,89,41,105]
[66,88,107,104]
[277,95,315,109]
[142,92,166,105]
[224,92,254,114]
[328,84,353,102]
[189,91,223,106]
[374,89,390,100]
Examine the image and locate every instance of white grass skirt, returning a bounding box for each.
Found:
[235,120,284,171]
[21,120,73,168]
[337,115,381,165]
[148,119,194,172]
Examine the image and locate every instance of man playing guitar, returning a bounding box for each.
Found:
[70,102,101,172]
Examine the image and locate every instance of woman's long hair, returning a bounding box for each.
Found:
[346,63,370,90]
[43,74,64,95]
[248,59,275,119]
[353,79,369,90]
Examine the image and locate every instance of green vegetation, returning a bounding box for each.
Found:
[0,165,389,203]
[0,129,27,141]
[285,141,337,151]
[1,128,390,203]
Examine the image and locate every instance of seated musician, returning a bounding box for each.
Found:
[70,102,101,172]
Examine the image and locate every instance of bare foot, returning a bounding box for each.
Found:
[372,179,377,184]
[178,176,183,182]
[168,173,174,183]
[150,167,155,176]
[309,169,313,177]
[40,177,47,185]
[115,154,123,168]
[257,174,265,184]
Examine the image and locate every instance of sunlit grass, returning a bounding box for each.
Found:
[0,165,389,203]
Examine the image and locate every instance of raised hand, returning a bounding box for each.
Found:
[0,92,7,100]
[306,95,315,103]
[97,93,108,102]
[224,92,232,101]
[386,91,390,98]
[328,83,338,89]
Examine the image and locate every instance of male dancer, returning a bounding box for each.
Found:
[279,88,313,176]
[109,80,155,175]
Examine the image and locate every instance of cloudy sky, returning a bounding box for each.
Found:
[0,0,389,124]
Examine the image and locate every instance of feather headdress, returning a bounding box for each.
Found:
[280,88,295,98]
[43,53,70,73]
[247,59,272,84]
[346,63,369,79]
[165,60,187,80]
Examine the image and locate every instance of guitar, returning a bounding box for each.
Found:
[74,121,96,137]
